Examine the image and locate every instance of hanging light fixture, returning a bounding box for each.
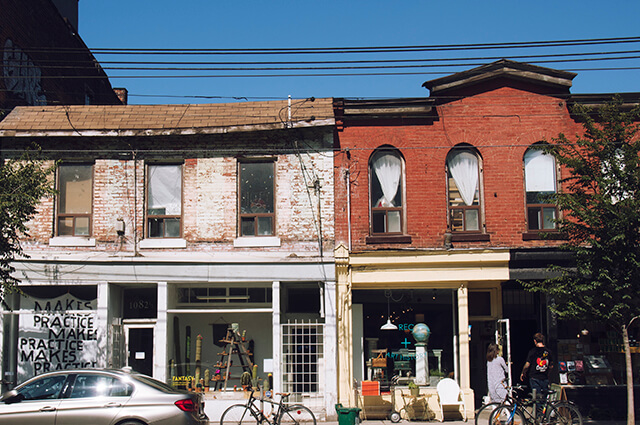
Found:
[381,290,398,330]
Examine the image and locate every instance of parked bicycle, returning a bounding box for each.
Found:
[488,385,582,425]
[475,383,524,425]
[220,390,317,425]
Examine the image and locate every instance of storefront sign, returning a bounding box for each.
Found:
[18,294,98,381]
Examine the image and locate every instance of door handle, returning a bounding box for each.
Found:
[105,402,122,408]
[40,406,56,412]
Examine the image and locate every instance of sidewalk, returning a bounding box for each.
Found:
[323,420,627,425]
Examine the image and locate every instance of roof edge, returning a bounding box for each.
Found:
[422,59,577,94]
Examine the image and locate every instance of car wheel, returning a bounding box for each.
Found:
[117,421,146,425]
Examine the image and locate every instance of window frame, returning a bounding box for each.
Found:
[56,163,94,237]
[369,147,406,236]
[446,148,484,234]
[145,163,184,239]
[238,159,276,237]
[524,146,558,232]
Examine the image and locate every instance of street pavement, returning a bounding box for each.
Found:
[321,419,628,425]
[323,420,627,425]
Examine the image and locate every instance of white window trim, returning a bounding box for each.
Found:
[49,236,96,247]
[234,236,281,248]
[139,238,187,249]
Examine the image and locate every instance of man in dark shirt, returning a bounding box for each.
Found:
[520,332,553,400]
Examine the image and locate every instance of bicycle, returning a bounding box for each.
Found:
[475,382,526,425]
[489,385,582,425]
[220,390,317,425]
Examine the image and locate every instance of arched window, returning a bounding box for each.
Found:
[447,148,481,232]
[370,148,404,235]
[524,147,557,230]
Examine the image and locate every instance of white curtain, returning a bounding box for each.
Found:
[373,152,401,207]
[524,150,556,192]
[149,165,182,214]
[448,151,478,206]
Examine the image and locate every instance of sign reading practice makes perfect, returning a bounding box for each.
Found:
[18,294,98,380]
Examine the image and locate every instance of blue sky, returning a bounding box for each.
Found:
[79,1,640,104]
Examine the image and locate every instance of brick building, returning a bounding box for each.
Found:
[0,98,337,420]
[0,0,121,116]
[332,60,640,418]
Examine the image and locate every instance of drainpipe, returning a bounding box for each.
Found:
[133,150,139,256]
[345,170,352,251]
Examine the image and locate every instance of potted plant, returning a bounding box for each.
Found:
[240,371,252,391]
[408,380,420,397]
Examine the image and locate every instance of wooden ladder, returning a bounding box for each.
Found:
[216,327,254,390]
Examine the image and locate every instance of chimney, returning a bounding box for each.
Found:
[113,88,128,105]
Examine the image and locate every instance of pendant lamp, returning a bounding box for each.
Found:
[381,290,398,330]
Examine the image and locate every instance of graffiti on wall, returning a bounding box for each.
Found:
[18,294,98,381]
[2,39,47,106]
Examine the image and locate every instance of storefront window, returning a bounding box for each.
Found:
[353,289,455,389]
[556,319,632,386]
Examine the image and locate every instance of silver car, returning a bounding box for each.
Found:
[0,368,209,425]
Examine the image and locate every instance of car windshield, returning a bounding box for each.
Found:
[131,374,183,393]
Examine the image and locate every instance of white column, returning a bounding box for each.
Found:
[155,282,168,381]
[97,281,109,368]
[0,291,4,392]
[415,343,428,385]
[457,284,470,389]
[324,280,338,417]
[272,281,281,392]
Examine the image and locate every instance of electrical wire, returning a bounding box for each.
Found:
[16,36,637,55]
[8,49,640,69]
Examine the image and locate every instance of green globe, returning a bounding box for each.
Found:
[412,323,431,343]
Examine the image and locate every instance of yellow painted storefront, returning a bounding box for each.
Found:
[335,245,510,421]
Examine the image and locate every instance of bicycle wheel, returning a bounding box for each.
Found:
[490,405,526,425]
[475,402,502,425]
[278,404,317,425]
[220,404,259,425]
[546,402,583,425]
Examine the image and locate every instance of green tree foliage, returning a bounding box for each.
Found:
[0,148,56,299]
[524,96,640,424]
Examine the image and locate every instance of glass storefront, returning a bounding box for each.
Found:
[353,289,455,391]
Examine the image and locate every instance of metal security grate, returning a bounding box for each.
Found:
[281,320,324,396]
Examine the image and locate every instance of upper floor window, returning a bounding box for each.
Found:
[370,148,404,235]
[57,164,93,236]
[239,161,275,236]
[147,164,182,238]
[524,148,557,230]
[447,148,481,232]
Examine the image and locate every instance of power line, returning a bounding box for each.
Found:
[38,49,640,66]
[82,36,640,54]
[9,53,639,73]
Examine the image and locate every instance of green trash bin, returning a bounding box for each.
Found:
[335,403,361,425]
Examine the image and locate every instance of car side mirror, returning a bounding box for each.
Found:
[1,390,24,404]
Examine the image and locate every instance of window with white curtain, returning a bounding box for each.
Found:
[370,149,404,234]
[447,149,481,232]
[147,164,182,238]
[524,148,557,230]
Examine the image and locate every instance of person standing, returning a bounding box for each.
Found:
[486,342,509,402]
[520,333,553,399]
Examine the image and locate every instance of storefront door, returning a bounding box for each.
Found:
[126,326,154,376]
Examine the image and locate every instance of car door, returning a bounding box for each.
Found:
[53,373,130,425]
[0,374,67,425]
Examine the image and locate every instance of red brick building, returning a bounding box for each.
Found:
[332,60,640,415]
[0,0,121,116]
